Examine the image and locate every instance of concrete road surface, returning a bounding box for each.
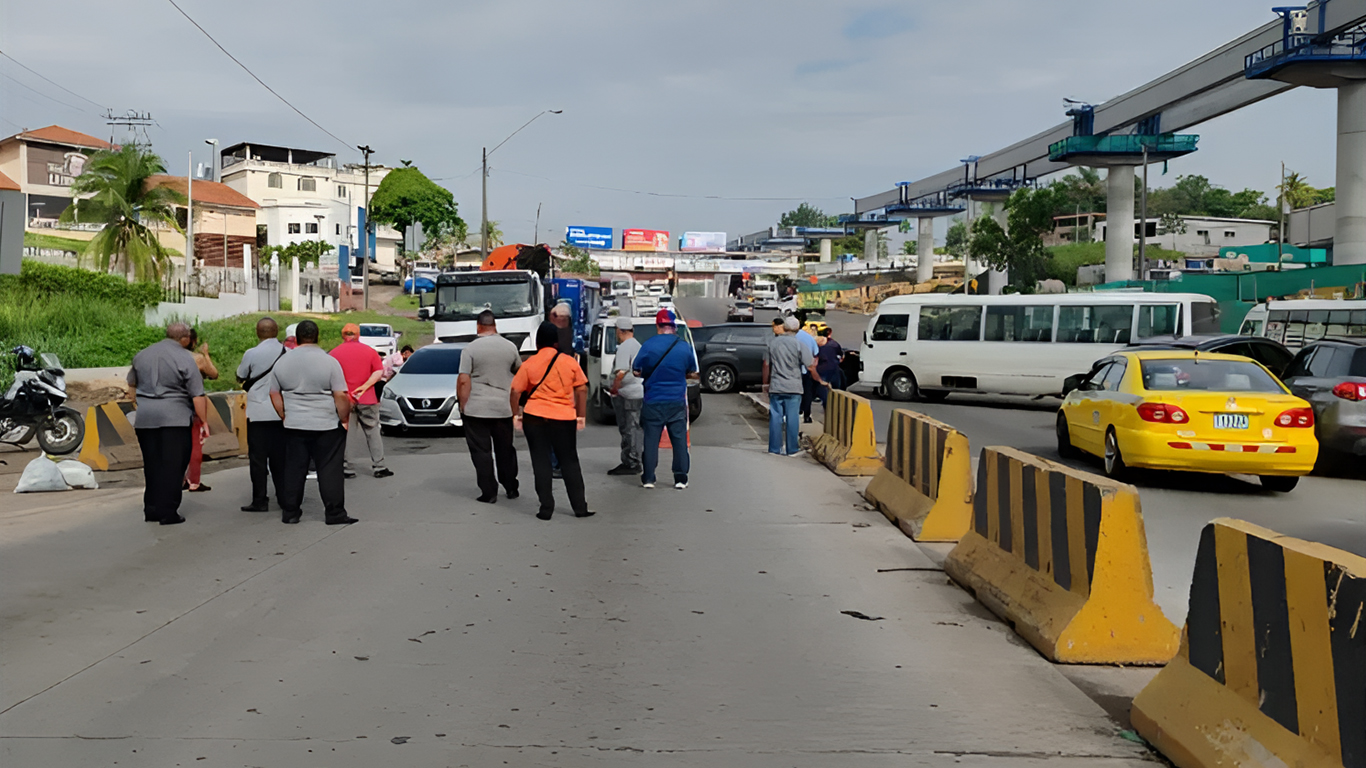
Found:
[2,397,1154,766]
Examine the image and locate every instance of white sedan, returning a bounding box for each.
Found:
[358,323,399,358]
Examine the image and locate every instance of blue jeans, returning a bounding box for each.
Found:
[641,401,689,484]
[769,393,802,455]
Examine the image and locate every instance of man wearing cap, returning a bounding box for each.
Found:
[764,316,821,456]
[607,317,644,476]
[457,310,522,503]
[330,323,392,479]
[632,308,698,490]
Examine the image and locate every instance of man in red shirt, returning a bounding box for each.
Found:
[329,323,393,479]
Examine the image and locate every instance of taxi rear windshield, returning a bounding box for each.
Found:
[1139,359,1283,393]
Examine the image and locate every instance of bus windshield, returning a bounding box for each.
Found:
[434,279,536,321]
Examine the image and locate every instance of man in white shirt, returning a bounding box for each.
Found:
[236,317,286,512]
[607,317,644,475]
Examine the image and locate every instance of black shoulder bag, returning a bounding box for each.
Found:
[640,336,681,382]
[240,347,286,392]
[519,351,563,407]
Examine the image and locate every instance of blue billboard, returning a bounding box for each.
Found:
[566,225,613,250]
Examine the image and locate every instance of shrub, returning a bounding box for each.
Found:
[5,260,161,308]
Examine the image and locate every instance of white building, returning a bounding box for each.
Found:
[219,142,400,275]
[1094,215,1274,256]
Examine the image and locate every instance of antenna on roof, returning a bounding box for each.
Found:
[103,110,154,148]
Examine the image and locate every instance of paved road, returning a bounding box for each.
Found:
[2,396,1155,766]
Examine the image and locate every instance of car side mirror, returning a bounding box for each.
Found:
[1061,373,1088,397]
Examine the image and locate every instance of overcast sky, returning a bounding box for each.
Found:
[0,0,1341,247]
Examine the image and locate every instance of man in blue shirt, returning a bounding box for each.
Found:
[794,311,820,423]
[632,308,698,489]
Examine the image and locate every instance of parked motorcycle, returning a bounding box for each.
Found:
[0,346,85,455]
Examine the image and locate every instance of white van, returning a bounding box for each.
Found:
[1238,298,1366,350]
[859,292,1221,401]
[586,316,702,424]
[752,281,779,309]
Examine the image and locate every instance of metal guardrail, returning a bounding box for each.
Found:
[1048,134,1199,161]
[1244,26,1366,76]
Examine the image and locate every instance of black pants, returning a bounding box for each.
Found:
[136,426,192,522]
[463,415,518,498]
[279,427,348,522]
[247,420,287,508]
[522,414,587,516]
[800,374,818,418]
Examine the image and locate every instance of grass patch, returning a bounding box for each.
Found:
[23,232,92,253]
[388,293,420,310]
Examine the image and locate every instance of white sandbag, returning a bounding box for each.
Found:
[14,456,71,494]
[56,459,99,490]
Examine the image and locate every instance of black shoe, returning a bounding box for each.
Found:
[344,470,357,479]
[476,494,497,504]
[552,468,563,479]
[160,514,186,526]
[188,484,211,493]
[241,503,269,512]
[374,468,394,479]
[145,510,159,522]
[803,416,813,424]
[282,514,301,525]
[607,464,638,476]
[574,510,596,518]
[536,510,553,521]
[505,489,519,500]
[326,516,359,525]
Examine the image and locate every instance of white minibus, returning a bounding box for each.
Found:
[858,292,1221,401]
[1237,298,1366,350]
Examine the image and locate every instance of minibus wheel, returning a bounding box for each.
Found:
[883,368,917,402]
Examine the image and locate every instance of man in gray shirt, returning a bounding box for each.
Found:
[127,322,208,525]
[266,320,356,525]
[235,317,286,513]
[763,316,822,456]
[457,310,522,503]
[607,317,644,475]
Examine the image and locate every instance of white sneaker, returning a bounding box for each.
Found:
[674,482,688,490]
[642,482,655,489]
[306,471,319,480]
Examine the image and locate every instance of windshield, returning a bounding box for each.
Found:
[399,346,463,375]
[604,324,693,355]
[1139,358,1283,393]
[359,325,391,337]
[434,280,536,321]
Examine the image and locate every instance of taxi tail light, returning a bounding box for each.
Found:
[1136,402,1190,423]
[1275,407,1315,428]
[1332,381,1366,401]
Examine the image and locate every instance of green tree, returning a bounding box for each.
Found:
[482,220,503,249]
[1158,212,1187,251]
[367,166,465,238]
[59,145,185,281]
[779,203,837,228]
[1052,167,1106,213]
[262,240,334,268]
[967,186,1062,292]
[901,239,917,255]
[944,220,969,258]
[557,242,600,276]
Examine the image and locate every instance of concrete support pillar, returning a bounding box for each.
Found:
[289,255,301,310]
[916,217,934,283]
[820,238,832,263]
[1335,80,1366,265]
[987,204,1009,294]
[1105,166,1136,282]
[864,229,877,266]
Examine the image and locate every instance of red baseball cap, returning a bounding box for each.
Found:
[654,308,676,326]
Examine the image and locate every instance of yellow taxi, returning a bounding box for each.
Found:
[1056,350,1318,492]
[802,313,830,337]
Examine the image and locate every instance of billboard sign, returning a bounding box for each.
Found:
[565,225,613,250]
[622,228,670,252]
[680,231,727,252]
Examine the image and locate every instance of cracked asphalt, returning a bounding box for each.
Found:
[1,395,1158,766]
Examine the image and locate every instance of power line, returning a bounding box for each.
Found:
[0,70,92,115]
[162,0,353,152]
[493,168,848,202]
[0,50,106,110]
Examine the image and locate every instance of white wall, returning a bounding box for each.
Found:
[145,291,259,325]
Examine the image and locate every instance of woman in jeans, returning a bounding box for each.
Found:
[510,322,594,521]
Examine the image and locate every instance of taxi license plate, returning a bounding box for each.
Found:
[1213,414,1249,430]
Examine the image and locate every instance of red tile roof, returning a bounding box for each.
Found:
[147,175,260,210]
[0,170,18,192]
[11,125,114,150]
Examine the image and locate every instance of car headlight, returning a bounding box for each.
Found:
[381,387,398,400]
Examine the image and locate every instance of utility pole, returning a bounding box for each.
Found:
[481,147,489,261]
[1138,145,1149,281]
[186,150,194,279]
[534,202,542,245]
[358,144,374,309]
[1278,161,1286,263]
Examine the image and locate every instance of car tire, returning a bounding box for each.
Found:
[1103,428,1127,479]
[704,363,737,394]
[883,368,917,402]
[1259,475,1299,493]
[1056,413,1080,460]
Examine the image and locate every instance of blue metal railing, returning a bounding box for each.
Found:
[1245,26,1366,77]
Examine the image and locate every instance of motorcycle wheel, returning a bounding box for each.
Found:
[37,407,85,455]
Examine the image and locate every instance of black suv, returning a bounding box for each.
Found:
[1124,334,1294,378]
[693,323,775,393]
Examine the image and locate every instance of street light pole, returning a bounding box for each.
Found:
[204,138,219,182]
[480,109,562,262]
[1139,145,1149,281]
[358,144,374,309]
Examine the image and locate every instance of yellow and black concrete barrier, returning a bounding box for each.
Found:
[1132,518,1365,768]
[809,390,882,476]
[943,446,1178,664]
[863,408,973,542]
[78,392,248,471]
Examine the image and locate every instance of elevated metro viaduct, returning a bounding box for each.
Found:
[853,0,1366,289]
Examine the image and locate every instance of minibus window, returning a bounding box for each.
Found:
[985,305,1054,342]
[871,314,909,342]
[918,306,982,341]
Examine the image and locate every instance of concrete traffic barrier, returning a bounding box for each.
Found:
[809,390,881,476]
[863,408,973,542]
[1132,518,1366,768]
[943,446,1178,664]
[78,392,248,471]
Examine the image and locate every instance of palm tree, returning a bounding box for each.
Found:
[1278,171,1317,211]
[59,145,184,281]
[483,220,504,249]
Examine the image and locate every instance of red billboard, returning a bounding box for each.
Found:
[622,228,670,252]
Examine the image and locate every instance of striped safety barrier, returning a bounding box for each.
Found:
[1133,518,1366,768]
[78,392,248,471]
[809,390,882,476]
[863,408,973,542]
[943,446,1179,664]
